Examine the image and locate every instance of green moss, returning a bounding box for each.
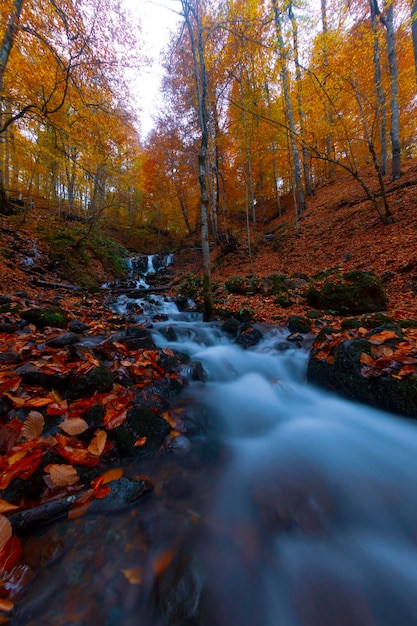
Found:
[20,306,69,329]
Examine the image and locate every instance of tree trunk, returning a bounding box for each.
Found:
[272,0,305,214]
[370,0,388,175]
[182,0,213,322]
[385,1,401,179]
[412,0,417,84]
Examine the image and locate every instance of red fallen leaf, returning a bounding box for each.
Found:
[94,485,111,499]
[360,352,375,365]
[67,489,94,520]
[104,409,127,431]
[368,330,397,345]
[396,365,416,378]
[55,445,99,468]
[0,535,22,572]
[0,450,43,489]
[0,377,22,392]
[47,400,68,415]
[25,397,54,407]
[0,501,18,515]
[361,365,382,380]
[134,437,147,447]
[0,516,12,553]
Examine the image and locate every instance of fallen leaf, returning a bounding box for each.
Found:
[68,499,92,520]
[0,599,13,613]
[21,411,45,440]
[360,353,374,365]
[88,430,107,456]
[59,417,89,435]
[45,464,79,487]
[101,467,124,484]
[121,566,142,584]
[152,548,175,576]
[0,500,19,515]
[104,409,127,430]
[134,437,147,447]
[368,330,397,345]
[0,515,12,553]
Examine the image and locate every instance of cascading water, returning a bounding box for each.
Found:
[14,275,417,626]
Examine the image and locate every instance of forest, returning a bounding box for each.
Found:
[1,0,417,624]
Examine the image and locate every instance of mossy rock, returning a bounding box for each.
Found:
[111,407,171,457]
[288,316,311,334]
[306,270,388,315]
[263,273,288,295]
[63,364,114,401]
[274,295,293,308]
[20,306,69,329]
[225,275,247,295]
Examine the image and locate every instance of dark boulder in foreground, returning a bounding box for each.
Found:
[307,323,417,418]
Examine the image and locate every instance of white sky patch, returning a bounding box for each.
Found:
[123,0,182,138]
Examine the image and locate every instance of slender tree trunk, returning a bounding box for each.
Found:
[289,1,312,197]
[182,0,213,321]
[238,69,256,229]
[412,0,417,83]
[385,1,401,179]
[272,0,305,214]
[321,0,335,180]
[0,0,25,214]
[370,0,388,175]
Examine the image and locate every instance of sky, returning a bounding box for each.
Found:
[123,0,182,138]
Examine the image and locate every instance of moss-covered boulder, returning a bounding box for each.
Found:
[225,275,247,295]
[20,306,69,329]
[307,324,417,418]
[63,363,114,401]
[306,270,388,315]
[110,407,171,457]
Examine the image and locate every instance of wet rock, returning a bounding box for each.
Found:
[20,306,69,329]
[307,325,417,417]
[15,362,70,391]
[110,407,171,457]
[0,351,21,364]
[235,324,262,349]
[63,364,114,401]
[83,403,106,428]
[45,332,80,348]
[306,270,388,314]
[68,319,89,333]
[221,317,240,336]
[122,325,156,350]
[288,315,311,334]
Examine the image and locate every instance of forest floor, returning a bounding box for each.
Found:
[1,158,417,324]
[173,158,417,323]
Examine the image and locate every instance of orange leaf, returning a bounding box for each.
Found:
[360,352,374,365]
[121,566,142,584]
[368,330,397,345]
[397,365,416,377]
[0,500,19,515]
[0,536,22,571]
[88,430,107,456]
[0,598,13,613]
[45,464,79,487]
[104,409,127,430]
[134,437,147,447]
[0,376,22,392]
[59,417,89,436]
[101,467,124,484]
[94,485,111,499]
[0,515,12,553]
[152,549,175,576]
[25,397,54,407]
[21,411,44,440]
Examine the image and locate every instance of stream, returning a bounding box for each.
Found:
[13,256,417,625]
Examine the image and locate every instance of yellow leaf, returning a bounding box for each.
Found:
[45,464,79,487]
[88,430,107,456]
[21,411,45,440]
[121,566,142,584]
[0,515,12,552]
[59,417,89,435]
